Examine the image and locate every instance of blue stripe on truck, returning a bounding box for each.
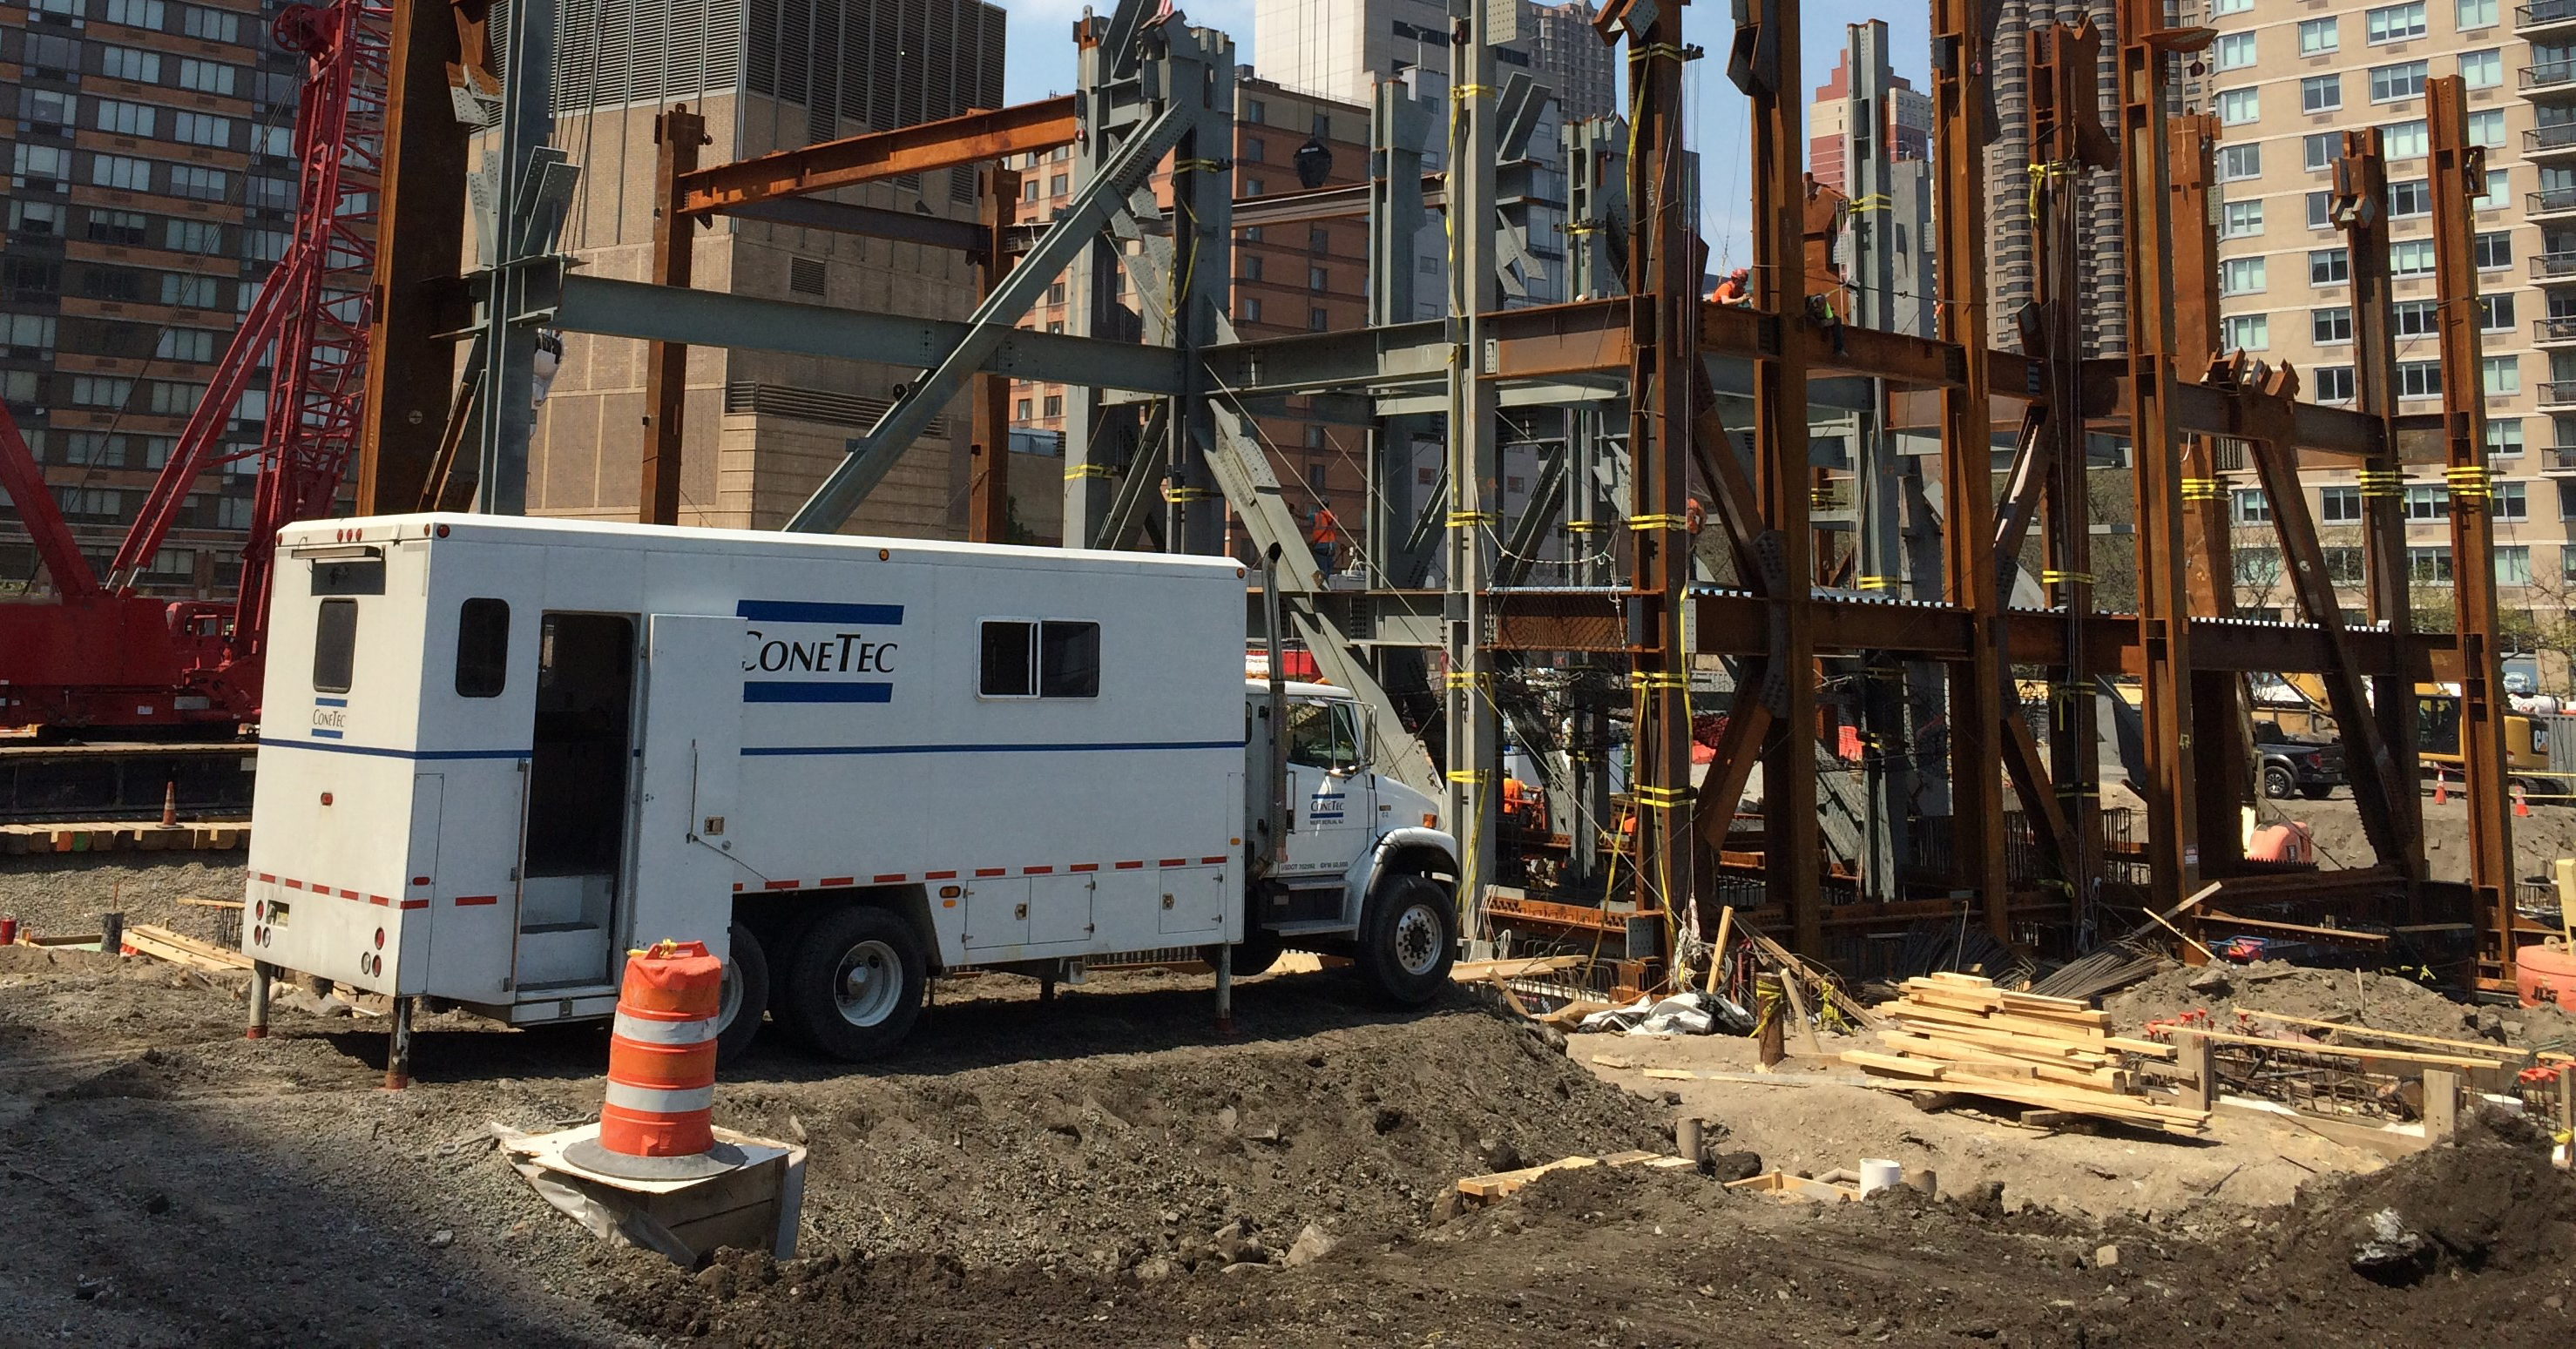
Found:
[735,600,905,624]
[743,681,894,704]
[742,739,1243,758]
[258,738,531,761]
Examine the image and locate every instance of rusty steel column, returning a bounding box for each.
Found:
[1739,0,1822,954]
[2028,23,2109,921]
[2426,77,2517,979]
[2170,112,2248,875]
[639,105,707,527]
[1623,6,1698,939]
[357,0,475,513]
[2115,3,2202,902]
[966,165,1021,543]
[2335,129,2427,895]
[1932,0,2011,938]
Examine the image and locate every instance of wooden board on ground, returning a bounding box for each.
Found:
[1450,955,1588,982]
[1847,972,2210,1135]
[2234,1008,2532,1060]
[1725,1170,1863,1204]
[121,923,252,973]
[1456,1150,1693,1199]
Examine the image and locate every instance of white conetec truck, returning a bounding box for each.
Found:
[240,513,1459,1069]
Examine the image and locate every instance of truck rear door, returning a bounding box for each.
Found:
[625,614,745,950]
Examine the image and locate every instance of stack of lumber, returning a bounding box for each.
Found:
[1842,973,2211,1136]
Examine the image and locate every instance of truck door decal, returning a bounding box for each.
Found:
[738,598,903,704]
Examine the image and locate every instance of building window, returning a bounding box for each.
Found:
[2212,0,2252,13]
[2560,482,2576,523]
[2303,132,2341,172]
[2,258,62,301]
[171,111,229,148]
[2233,489,2273,523]
[2313,306,2353,343]
[2498,545,2532,585]
[1242,136,1265,162]
[94,98,157,137]
[2221,257,2267,294]
[2405,484,2452,519]
[1022,179,1039,202]
[2389,179,2431,217]
[2308,191,2335,229]
[100,46,164,83]
[2217,32,2257,68]
[2220,88,2262,124]
[91,154,153,192]
[2316,366,2356,402]
[0,314,58,355]
[6,199,64,239]
[2460,48,2503,88]
[1244,178,1264,196]
[1243,297,1263,323]
[2382,119,2429,158]
[788,256,825,296]
[1014,398,1031,420]
[1041,395,1064,417]
[2310,247,2350,285]
[2221,200,2265,238]
[2219,145,2262,181]
[1243,254,1263,282]
[106,0,167,26]
[2468,109,2506,149]
[2298,17,2340,53]
[2491,418,2525,457]
[2485,354,2520,395]
[977,619,1099,699]
[2394,298,2438,337]
[2481,293,2515,333]
[1048,173,1067,196]
[11,143,71,190]
[155,328,216,362]
[1308,226,1330,253]
[2458,0,2498,26]
[2497,482,2530,522]
[147,381,202,414]
[2222,314,2270,351]
[80,266,144,302]
[2321,484,2363,523]
[170,165,227,202]
[2366,2,2427,42]
[175,59,236,96]
[2397,359,2442,397]
[166,219,223,253]
[2235,549,2282,585]
[1046,281,1066,304]
[2370,60,2429,102]
[71,376,134,408]
[1309,307,1329,330]
[1308,266,1328,291]
[2393,239,2437,276]
[1247,98,1267,125]
[2301,75,2343,113]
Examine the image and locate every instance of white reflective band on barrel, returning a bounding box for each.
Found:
[602,1081,715,1115]
[612,1011,718,1047]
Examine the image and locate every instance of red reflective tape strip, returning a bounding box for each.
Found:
[283,879,304,890]
[368,894,390,907]
[1024,866,1052,874]
[455,895,499,907]
[925,870,957,880]
[1115,860,1145,870]
[1159,859,1187,867]
[764,879,800,890]
[974,867,1004,877]
[733,883,745,892]
[875,873,907,884]
[398,899,429,910]
[344,889,365,900]
[821,876,855,887]
[256,873,276,884]
[1200,856,1227,866]
[1070,863,1099,873]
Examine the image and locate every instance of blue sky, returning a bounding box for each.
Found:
[992,0,1933,267]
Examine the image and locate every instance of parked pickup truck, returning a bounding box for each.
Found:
[2256,736,2346,800]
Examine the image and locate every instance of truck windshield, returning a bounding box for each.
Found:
[1286,699,1361,772]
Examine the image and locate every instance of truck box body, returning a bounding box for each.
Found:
[244,514,1247,1022]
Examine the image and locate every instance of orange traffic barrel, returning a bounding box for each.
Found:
[565,939,743,1180]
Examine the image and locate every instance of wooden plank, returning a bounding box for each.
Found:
[2180,1026,2506,1069]
[2215,1099,2429,1158]
[1777,963,1824,1056]
[124,923,253,972]
[1885,1001,2115,1042]
[2234,1008,2532,1059]
[1449,954,1587,981]
[1841,1049,1950,1079]
[1455,1150,1689,1199]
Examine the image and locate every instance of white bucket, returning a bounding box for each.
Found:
[1857,1158,1903,1195]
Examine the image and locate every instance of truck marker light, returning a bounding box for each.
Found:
[938,885,963,899]
[1024,866,1053,874]
[1160,858,1187,867]
[1200,856,1227,866]
[878,549,889,560]
[399,899,427,910]
[411,876,429,887]
[762,880,798,890]
[1070,864,1099,873]
[1423,813,1438,827]
[320,793,333,806]
[925,870,957,880]
[375,927,385,949]
[436,523,450,537]
[1114,860,1146,870]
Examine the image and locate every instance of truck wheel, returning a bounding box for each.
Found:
[713,922,768,1066]
[2299,784,2336,800]
[781,905,924,1062]
[1359,873,1456,1006]
[1231,927,1286,979]
[2263,765,2295,799]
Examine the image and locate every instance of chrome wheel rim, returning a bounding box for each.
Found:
[833,939,903,1027]
[1392,901,1445,976]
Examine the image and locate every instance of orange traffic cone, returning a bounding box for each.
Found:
[564,939,741,1179]
[160,780,177,827]
[2435,766,2449,805]
[2517,785,2532,818]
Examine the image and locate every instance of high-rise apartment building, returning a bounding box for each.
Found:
[1985,0,2129,354]
[1808,43,1931,195]
[525,0,1036,537]
[1,0,302,601]
[2204,0,2567,667]
[1253,0,1611,116]
[1525,1,1617,121]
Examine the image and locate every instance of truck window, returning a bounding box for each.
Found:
[1038,620,1099,698]
[1286,700,1358,772]
[313,598,356,693]
[981,618,1101,698]
[454,597,510,698]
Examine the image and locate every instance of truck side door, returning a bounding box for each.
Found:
[1281,698,1373,877]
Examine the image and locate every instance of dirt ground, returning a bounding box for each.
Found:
[7,855,2574,1347]
[2266,790,2576,884]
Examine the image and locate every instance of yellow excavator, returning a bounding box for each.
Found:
[2251,673,2561,799]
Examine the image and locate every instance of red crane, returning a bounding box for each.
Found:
[0,0,389,733]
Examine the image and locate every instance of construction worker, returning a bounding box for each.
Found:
[1710,267,1753,308]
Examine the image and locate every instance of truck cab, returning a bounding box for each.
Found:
[1242,680,1459,1000]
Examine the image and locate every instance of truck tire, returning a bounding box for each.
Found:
[780,904,924,1061]
[1231,927,1286,979]
[2299,784,2336,800]
[2263,765,2295,799]
[713,921,768,1066]
[1358,872,1456,1005]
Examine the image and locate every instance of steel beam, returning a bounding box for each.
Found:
[674,97,1080,216]
[549,274,1188,395]
[2427,78,2517,976]
[639,105,705,526]
[716,196,988,253]
[1448,8,1504,921]
[967,165,1021,543]
[357,0,473,515]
